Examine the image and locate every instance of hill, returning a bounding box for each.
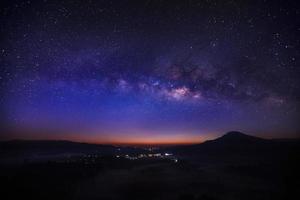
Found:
[167,131,300,156]
[0,140,146,164]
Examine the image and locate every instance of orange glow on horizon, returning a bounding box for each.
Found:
[2,128,208,146]
[73,133,206,146]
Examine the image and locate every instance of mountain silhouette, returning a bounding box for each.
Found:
[203,131,267,145]
[167,131,299,156]
[0,140,146,163]
[217,131,262,140]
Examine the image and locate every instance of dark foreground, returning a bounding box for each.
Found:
[1,133,299,200]
[1,153,299,200]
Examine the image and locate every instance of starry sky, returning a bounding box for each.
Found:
[1,0,299,144]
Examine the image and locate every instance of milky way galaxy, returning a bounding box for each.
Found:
[1,0,299,144]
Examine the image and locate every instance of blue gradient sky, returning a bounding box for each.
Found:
[1,0,299,144]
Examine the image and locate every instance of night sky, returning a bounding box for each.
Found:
[1,0,299,145]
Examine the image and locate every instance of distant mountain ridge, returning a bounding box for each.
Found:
[1,131,299,158]
[202,131,268,145]
[0,139,146,159]
[166,131,300,156]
